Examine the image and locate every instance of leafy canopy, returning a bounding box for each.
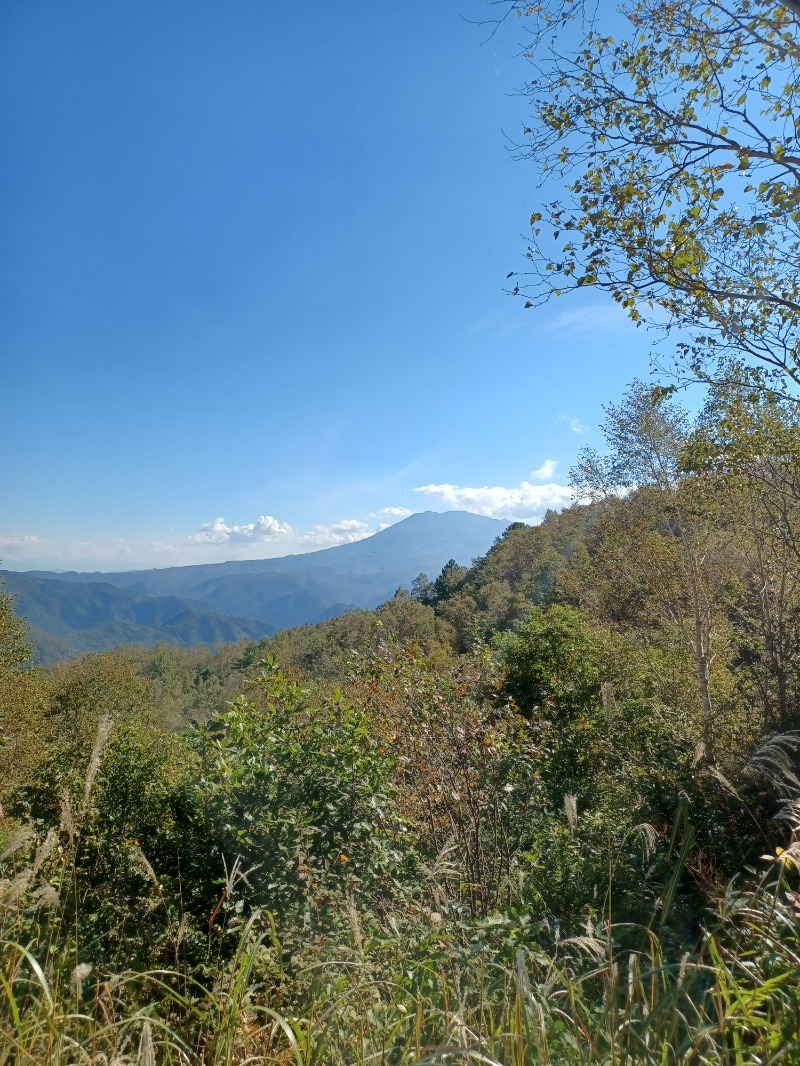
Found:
[505,0,800,388]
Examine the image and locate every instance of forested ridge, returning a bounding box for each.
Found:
[4,0,800,1060]
[2,378,800,1062]
[3,512,506,663]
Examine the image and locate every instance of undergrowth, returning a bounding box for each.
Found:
[1,655,799,1064]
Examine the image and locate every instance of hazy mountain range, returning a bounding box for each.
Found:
[3,511,508,662]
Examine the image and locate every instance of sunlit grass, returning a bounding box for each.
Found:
[2,858,798,1064]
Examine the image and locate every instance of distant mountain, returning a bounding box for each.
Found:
[2,572,276,664]
[8,511,508,660]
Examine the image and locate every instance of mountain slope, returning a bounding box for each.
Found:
[19,512,508,633]
[1,572,276,663]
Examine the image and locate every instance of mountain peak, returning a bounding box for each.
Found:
[7,510,510,660]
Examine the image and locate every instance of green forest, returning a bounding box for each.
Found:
[3,376,800,1063]
[3,0,800,1062]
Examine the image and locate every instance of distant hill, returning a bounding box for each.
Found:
[1,572,276,664]
[6,511,508,661]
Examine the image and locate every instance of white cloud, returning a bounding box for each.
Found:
[414,480,573,521]
[300,519,370,547]
[557,415,587,434]
[530,459,557,481]
[372,506,412,518]
[183,510,388,559]
[5,504,419,571]
[189,514,293,546]
[71,538,132,560]
[148,540,179,555]
[0,534,144,570]
[0,533,44,553]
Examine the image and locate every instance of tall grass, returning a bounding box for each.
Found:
[282,859,799,1065]
[2,849,798,1063]
[1,719,799,1064]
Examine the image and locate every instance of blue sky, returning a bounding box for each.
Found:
[1,2,653,571]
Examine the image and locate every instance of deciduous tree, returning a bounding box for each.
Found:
[573,383,733,759]
[502,0,800,388]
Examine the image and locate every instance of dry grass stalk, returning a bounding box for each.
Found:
[633,822,659,862]
[564,794,578,830]
[61,787,76,843]
[748,731,800,797]
[136,1019,155,1066]
[0,825,33,862]
[35,882,60,911]
[71,962,93,1001]
[345,893,364,958]
[2,828,57,907]
[83,715,114,809]
[133,847,160,891]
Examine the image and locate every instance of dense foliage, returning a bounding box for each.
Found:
[2,377,800,1062]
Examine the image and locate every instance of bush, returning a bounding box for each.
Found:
[189,658,404,950]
